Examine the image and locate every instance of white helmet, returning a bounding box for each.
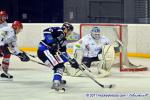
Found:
[91,26,101,39]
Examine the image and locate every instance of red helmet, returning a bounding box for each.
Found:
[0,10,8,17]
[12,21,23,30]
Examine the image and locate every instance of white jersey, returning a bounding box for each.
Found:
[80,34,110,58]
[0,22,8,28]
[0,26,21,55]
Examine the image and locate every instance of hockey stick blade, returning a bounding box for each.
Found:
[103,84,115,88]
[21,51,37,58]
[91,77,115,88]
[81,63,115,88]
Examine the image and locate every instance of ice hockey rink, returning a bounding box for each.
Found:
[0,52,150,100]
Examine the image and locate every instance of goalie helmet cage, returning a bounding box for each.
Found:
[80,23,147,72]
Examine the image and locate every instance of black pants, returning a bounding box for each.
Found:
[82,56,99,68]
[0,45,11,55]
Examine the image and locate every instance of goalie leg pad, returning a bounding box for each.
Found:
[101,45,115,71]
[97,69,111,78]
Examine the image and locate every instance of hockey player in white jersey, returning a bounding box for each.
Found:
[0,21,30,79]
[65,26,119,77]
[0,10,8,57]
[0,10,8,28]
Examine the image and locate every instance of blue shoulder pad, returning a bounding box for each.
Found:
[38,42,48,51]
[44,33,54,44]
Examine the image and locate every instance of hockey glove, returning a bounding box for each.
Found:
[17,52,30,62]
[69,58,79,69]
[60,52,70,62]
[50,43,59,51]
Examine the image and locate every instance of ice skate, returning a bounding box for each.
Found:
[1,72,13,79]
[60,80,66,85]
[51,80,65,93]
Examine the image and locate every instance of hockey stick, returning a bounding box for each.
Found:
[11,51,47,67]
[21,51,37,58]
[30,59,47,67]
[28,51,115,88]
[26,53,37,58]
[74,49,92,72]
[80,63,115,88]
[59,52,115,88]
[30,58,59,69]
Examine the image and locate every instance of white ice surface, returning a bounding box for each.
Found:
[0,52,150,100]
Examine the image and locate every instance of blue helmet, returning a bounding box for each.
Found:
[91,27,100,33]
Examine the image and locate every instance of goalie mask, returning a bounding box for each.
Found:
[91,27,101,40]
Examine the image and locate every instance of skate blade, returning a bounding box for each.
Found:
[0,77,13,81]
[51,88,65,93]
[57,88,65,93]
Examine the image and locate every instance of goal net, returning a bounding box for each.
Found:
[79,23,148,72]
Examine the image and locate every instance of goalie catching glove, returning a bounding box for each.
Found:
[17,52,30,62]
[114,40,123,53]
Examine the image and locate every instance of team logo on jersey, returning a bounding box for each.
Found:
[85,44,90,50]
[91,43,95,45]
[1,31,7,37]
[48,36,53,40]
[48,28,53,32]
[57,34,64,41]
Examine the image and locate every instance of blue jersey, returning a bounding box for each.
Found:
[38,27,67,53]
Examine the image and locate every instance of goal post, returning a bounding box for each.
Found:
[79,23,147,72]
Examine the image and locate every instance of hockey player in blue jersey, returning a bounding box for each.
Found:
[37,22,79,91]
